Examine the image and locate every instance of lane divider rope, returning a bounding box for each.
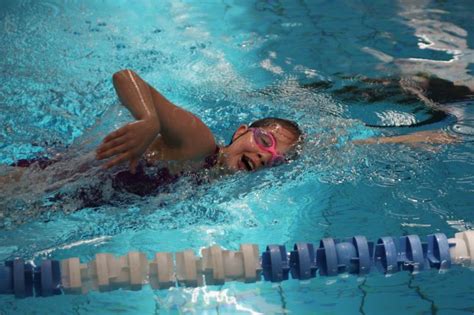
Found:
[0,231,472,298]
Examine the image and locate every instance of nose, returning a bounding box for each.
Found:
[257,152,271,167]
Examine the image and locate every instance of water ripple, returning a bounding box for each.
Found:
[449,118,474,141]
[37,0,63,17]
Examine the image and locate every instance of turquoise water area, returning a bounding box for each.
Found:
[0,0,473,313]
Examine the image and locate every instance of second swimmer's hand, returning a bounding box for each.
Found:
[96,119,160,173]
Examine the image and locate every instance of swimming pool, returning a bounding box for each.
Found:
[0,0,473,313]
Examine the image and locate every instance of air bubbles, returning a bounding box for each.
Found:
[449,119,474,141]
[375,110,417,127]
[115,43,126,50]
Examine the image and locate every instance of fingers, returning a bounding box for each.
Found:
[97,133,129,156]
[97,142,132,160]
[129,159,139,174]
[103,153,130,170]
[95,122,148,171]
[103,126,128,143]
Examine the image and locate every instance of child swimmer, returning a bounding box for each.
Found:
[2,69,460,193]
[95,69,304,174]
[95,69,458,175]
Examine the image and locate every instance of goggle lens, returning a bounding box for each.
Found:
[254,129,274,148]
[250,128,286,167]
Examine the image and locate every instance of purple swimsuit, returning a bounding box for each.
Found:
[11,146,220,207]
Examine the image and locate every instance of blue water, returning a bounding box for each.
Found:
[1,0,474,313]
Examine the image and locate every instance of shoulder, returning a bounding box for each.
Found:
[146,134,217,162]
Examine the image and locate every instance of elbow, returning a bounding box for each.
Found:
[112,69,137,85]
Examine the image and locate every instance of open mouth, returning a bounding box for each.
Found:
[241,154,255,171]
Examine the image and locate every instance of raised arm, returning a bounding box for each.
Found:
[96,69,216,172]
[112,70,157,120]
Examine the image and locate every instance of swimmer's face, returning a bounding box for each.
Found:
[221,124,298,172]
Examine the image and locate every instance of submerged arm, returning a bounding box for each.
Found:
[353,130,459,145]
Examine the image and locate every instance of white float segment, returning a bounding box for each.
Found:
[201,245,225,285]
[149,252,175,289]
[127,252,148,290]
[176,250,200,287]
[455,231,474,265]
[86,252,149,291]
[60,258,82,294]
[240,244,262,283]
[94,254,114,291]
[223,250,245,281]
[113,255,131,288]
[448,238,469,265]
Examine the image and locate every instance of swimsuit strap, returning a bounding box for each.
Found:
[202,145,220,169]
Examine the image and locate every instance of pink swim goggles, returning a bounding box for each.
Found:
[249,127,285,166]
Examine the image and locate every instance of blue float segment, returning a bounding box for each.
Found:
[0,264,13,294]
[289,243,317,280]
[374,237,399,273]
[34,260,62,297]
[351,236,371,275]
[335,241,357,273]
[33,264,48,296]
[317,236,371,275]
[24,262,34,298]
[398,235,425,272]
[9,260,24,298]
[262,245,290,282]
[426,233,451,270]
[316,238,338,276]
[5,259,33,298]
[52,260,61,292]
[13,260,25,298]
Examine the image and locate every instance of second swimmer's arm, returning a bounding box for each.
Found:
[353,130,459,145]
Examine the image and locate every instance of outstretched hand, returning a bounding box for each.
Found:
[96,119,160,173]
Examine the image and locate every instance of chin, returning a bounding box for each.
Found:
[231,157,244,171]
[222,155,245,172]
[221,157,238,171]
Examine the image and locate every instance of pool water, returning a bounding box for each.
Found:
[1,0,473,313]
